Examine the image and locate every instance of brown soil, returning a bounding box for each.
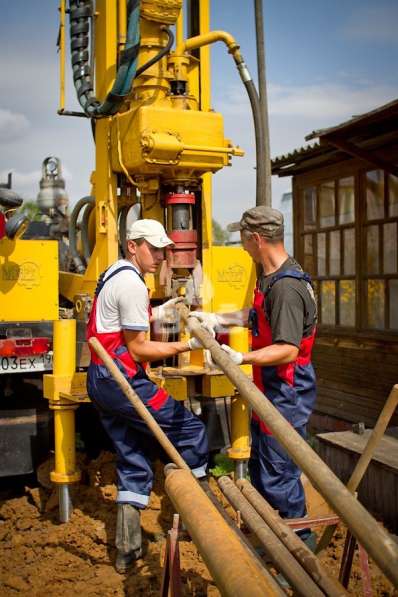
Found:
[0,453,396,596]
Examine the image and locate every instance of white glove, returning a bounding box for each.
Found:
[187,336,203,350]
[220,344,243,365]
[188,311,220,333]
[187,325,216,351]
[153,297,185,323]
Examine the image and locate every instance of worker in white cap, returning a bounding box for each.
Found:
[86,219,208,572]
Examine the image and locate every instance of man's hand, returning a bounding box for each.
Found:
[152,297,185,323]
[188,311,220,333]
[187,336,203,350]
[187,324,216,351]
[220,344,243,365]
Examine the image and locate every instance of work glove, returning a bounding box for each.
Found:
[188,311,221,333]
[152,297,185,323]
[219,344,243,365]
[187,324,216,350]
[187,336,203,350]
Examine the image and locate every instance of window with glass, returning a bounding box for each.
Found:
[299,169,398,334]
[363,170,398,331]
[300,176,356,328]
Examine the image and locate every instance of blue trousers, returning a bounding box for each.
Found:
[87,362,208,509]
[249,421,307,520]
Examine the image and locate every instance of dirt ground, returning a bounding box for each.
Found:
[0,452,397,596]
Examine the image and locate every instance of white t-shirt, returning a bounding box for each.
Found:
[95,259,150,333]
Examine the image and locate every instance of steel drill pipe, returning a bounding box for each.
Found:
[236,479,347,597]
[88,337,190,472]
[179,305,398,587]
[218,476,324,597]
[164,467,284,597]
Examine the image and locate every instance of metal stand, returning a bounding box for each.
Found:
[160,514,182,597]
[285,514,375,596]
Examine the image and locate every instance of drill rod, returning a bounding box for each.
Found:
[236,479,348,596]
[164,466,284,597]
[179,304,398,587]
[218,476,325,597]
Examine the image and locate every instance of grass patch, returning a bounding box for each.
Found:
[209,452,235,478]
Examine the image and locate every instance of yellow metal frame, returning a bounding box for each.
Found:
[49,0,252,490]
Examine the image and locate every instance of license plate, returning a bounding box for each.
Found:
[0,354,53,374]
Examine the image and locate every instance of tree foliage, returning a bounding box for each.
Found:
[18,200,41,222]
[212,219,230,245]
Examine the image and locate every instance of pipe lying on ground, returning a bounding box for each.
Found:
[164,466,284,597]
[90,338,282,595]
[218,476,325,597]
[179,305,398,588]
[236,479,347,597]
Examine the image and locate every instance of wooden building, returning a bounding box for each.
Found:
[272,99,398,432]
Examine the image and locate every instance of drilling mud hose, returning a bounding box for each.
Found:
[178,304,398,587]
[235,64,266,207]
[68,195,94,273]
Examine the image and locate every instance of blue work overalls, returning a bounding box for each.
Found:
[86,265,208,508]
[248,269,316,520]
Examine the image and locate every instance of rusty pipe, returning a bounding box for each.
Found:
[236,479,348,597]
[88,337,190,472]
[164,467,284,597]
[218,476,325,597]
[179,305,398,587]
[316,384,398,555]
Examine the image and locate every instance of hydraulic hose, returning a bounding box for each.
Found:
[135,26,174,78]
[254,0,272,206]
[68,0,141,118]
[81,200,95,261]
[176,33,267,208]
[241,76,267,208]
[68,196,94,273]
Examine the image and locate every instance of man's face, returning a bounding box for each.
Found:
[127,239,165,273]
[240,230,262,263]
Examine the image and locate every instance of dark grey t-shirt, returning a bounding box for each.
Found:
[259,257,317,348]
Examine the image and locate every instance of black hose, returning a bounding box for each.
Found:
[135,26,174,78]
[68,196,94,273]
[68,0,141,118]
[254,0,272,206]
[81,201,95,261]
[118,205,129,259]
[242,78,267,208]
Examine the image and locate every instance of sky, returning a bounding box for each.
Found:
[1,1,397,227]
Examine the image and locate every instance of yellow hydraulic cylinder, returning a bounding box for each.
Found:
[228,395,250,461]
[228,327,251,461]
[50,319,80,486]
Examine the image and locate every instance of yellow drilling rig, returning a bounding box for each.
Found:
[40,0,272,519]
[2,4,398,593]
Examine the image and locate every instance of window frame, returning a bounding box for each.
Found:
[294,160,398,340]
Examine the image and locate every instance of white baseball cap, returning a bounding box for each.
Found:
[126,219,173,248]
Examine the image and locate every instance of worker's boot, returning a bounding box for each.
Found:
[115,503,142,573]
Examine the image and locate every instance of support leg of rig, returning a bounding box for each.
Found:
[227,327,251,479]
[49,319,81,523]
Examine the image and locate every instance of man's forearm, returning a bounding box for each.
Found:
[241,343,299,366]
[128,340,190,362]
[217,308,250,327]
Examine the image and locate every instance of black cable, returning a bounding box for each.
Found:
[135,26,174,78]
